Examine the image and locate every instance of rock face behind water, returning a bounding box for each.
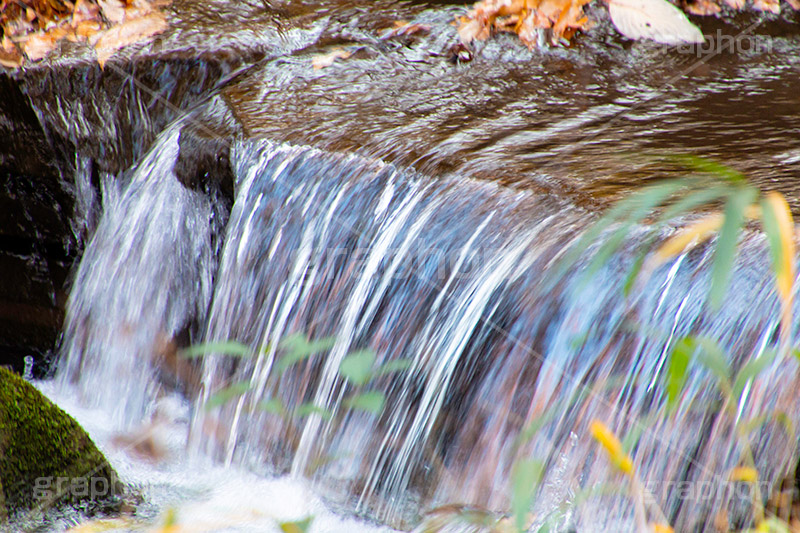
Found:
[0,368,122,519]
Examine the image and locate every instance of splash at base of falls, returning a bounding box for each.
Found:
[57,124,800,532]
[12,381,395,533]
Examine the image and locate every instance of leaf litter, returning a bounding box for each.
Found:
[1,0,170,68]
[457,0,797,48]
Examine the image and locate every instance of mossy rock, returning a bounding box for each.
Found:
[0,367,122,519]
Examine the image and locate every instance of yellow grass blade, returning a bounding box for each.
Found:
[762,192,796,305]
[651,524,675,533]
[729,466,759,483]
[589,420,634,475]
[654,213,724,263]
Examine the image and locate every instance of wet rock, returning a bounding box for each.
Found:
[0,367,122,518]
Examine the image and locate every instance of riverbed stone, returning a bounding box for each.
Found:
[0,368,122,518]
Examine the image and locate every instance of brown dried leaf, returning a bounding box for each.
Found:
[722,0,745,9]
[0,35,22,67]
[685,0,721,15]
[74,18,100,39]
[311,48,351,70]
[71,0,100,26]
[21,29,59,60]
[97,0,125,23]
[457,17,490,43]
[379,21,430,39]
[93,11,166,68]
[787,0,800,9]
[753,0,780,12]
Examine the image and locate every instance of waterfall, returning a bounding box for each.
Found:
[59,127,799,531]
[58,126,223,426]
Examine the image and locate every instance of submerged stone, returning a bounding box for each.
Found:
[0,367,122,519]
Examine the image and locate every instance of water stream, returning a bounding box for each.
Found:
[4,2,798,531]
[47,121,800,531]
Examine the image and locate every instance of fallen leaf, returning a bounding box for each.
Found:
[97,0,125,23]
[71,0,100,25]
[685,0,721,15]
[311,48,351,69]
[93,11,167,68]
[379,21,430,39]
[723,0,745,9]
[21,30,58,60]
[787,0,800,9]
[753,0,780,12]
[608,0,704,44]
[0,36,23,67]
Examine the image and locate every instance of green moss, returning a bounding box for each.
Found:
[0,368,122,517]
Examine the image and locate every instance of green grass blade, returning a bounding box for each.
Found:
[666,337,692,412]
[511,458,544,532]
[668,155,746,184]
[760,196,788,285]
[733,348,777,403]
[708,186,756,309]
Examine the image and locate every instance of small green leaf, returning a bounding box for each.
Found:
[257,398,286,416]
[511,458,544,532]
[733,348,778,402]
[344,391,385,415]
[205,381,251,410]
[695,337,730,383]
[339,349,376,386]
[181,341,253,359]
[375,358,414,376]
[277,333,336,372]
[279,516,313,533]
[666,337,692,411]
[708,186,756,309]
[296,402,332,421]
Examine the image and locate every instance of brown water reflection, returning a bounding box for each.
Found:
[224,3,800,210]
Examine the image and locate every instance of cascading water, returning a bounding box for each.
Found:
[58,125,224,426]
[58,123,799,532]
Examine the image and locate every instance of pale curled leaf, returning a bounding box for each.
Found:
[311,48,351,70]
[608,0,704,44]
[94,12,167,68]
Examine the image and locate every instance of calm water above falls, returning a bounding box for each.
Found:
[43,3,800,532]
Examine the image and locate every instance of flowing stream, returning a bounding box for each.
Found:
[4,2,799,531]
[43,119,799,532]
